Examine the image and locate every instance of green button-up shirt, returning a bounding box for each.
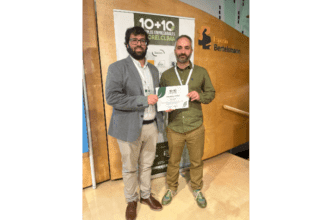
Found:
[160,62,215,133]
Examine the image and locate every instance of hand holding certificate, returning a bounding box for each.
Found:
[155,85,189,112]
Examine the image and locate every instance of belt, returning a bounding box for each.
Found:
[143,119,155,125]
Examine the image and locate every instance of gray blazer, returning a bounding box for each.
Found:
[105,56,164,142]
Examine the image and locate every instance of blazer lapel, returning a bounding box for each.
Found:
[125,56,144,94]
[149,64,158,91]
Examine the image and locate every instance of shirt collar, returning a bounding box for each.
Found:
[176,61,192,70]
[130,55,148,69]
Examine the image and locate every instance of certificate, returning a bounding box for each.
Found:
[155,85,189,112]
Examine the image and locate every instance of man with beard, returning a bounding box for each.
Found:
[160,35,215,208]
[105,26,163,220]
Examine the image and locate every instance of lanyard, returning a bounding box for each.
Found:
[174,63,194,86]
[132,59,147,85]
[132,58,152,95]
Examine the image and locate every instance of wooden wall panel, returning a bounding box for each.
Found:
[83,0,110,188]
[82,152,92,187]
[95,0,249,180]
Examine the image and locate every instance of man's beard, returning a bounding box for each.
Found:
[127,46,147,60]
[176,53,191,63]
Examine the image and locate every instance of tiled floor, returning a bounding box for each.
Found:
[83,152,249,220]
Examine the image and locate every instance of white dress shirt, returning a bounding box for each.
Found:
[131,56,156,121]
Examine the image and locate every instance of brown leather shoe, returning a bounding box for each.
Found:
[126,201,137,220]
[140,194,163,211]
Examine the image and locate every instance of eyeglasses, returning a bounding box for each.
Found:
[129,38,147,45]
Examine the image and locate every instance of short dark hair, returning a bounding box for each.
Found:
[124,26,149,46]
[175,35,193,49]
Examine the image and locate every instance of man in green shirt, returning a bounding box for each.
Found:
[160,35,215,208]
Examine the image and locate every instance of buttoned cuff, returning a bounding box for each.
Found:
[197,92,203,103]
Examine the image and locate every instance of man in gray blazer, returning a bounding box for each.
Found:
[105,26,163,220]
